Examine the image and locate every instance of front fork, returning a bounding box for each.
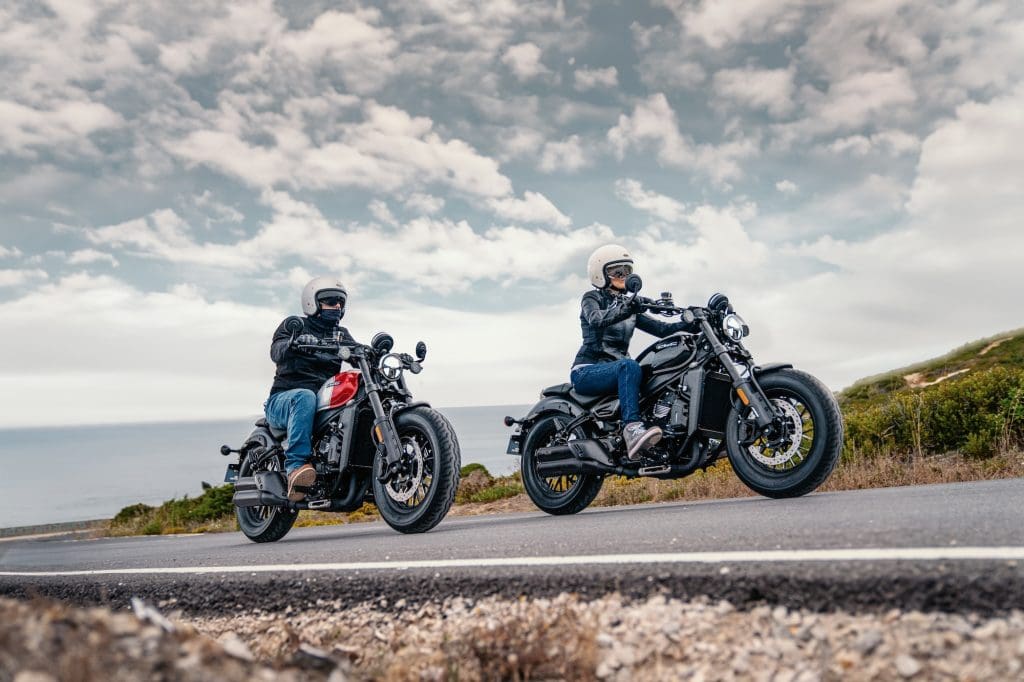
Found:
[357,355,405,482]
[698,317,777,430]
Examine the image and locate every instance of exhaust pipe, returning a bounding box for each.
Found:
[233,472,289,508]
[534,439,620,476]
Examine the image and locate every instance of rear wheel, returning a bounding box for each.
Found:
[235,451,298,543]
[521,413,604,515]
[372,407,461,534]
[725,369,842,498]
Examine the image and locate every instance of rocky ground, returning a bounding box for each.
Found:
[4,593,1024,681]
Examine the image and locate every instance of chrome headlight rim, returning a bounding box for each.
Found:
[722,313,748,341]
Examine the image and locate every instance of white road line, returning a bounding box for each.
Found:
[1,547,1022,577]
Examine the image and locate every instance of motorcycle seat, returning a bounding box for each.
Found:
[255,418,286,440]
[540,383,605,408]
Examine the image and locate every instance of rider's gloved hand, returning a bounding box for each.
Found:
[627,296,646,313]
[294,334,319,348]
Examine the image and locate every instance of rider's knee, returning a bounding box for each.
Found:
[291,389,317,410]
[621,359,641,376]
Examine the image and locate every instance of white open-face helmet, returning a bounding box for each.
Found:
[301,276,348,316]
[587,244,634,288]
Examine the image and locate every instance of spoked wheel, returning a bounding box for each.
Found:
[725,368,843,498]
[521,413,604,515]
[372,407,460,534]
[235,452,298,543]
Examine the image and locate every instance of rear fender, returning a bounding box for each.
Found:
[507,397,585,456]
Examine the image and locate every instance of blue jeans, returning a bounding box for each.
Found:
[264,389,316,473]
[570,359,642,423]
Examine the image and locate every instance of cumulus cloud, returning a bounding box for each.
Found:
[168,101,513,198]
[403,193,445,215]
[775,180,799,195]
[67,249,119,267]
[713,66,795,117]
[608,93,759,184]
[615,179,687,223]
[574,66,618,90]
[538,135,591,173]
[0,268,48,287]
[501,42,549,81]
[486,191,572,229]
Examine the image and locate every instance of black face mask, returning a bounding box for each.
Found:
[318,307,344,324]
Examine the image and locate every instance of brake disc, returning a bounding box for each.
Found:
[384,437,425,502]
[748,399,804,466]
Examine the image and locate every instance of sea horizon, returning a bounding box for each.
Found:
[0,404,529,529]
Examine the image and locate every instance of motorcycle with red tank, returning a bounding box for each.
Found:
[221,317,461,542]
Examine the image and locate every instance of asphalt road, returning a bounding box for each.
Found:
[1,479,1022,614]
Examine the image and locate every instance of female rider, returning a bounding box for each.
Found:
[570,244,697,461]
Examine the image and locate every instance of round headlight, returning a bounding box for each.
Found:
[722,313,748,341]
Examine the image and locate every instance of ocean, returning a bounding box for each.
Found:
[0,404,529,529]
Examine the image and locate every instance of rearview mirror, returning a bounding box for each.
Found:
[284,316,304,334]
[625,274,643,293]
[416,341,427,361]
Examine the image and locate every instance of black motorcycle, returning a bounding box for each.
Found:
[505,275,843,515]
[222,318,461,542]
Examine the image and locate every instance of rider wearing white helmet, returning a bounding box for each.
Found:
[265,277,358,501]
[571,245,696,461]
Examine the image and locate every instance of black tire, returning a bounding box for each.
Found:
[725,368,843,498]
[235,453,298,543]
[521,413,604,515]
[372,407,460,534]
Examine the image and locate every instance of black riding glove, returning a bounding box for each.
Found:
[294,334,319,347]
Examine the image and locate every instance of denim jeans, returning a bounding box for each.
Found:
[570,359,642,423]
[264,389,316,473]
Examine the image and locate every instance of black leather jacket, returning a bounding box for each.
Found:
[571,288,696,368]
[268,315,357,397]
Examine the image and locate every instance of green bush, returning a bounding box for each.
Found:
[842,367,1024,459]
[466,483,523,504]
[112,503,154,525]
[460,462,491,478]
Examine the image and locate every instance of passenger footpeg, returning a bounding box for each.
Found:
[638,465,671,476]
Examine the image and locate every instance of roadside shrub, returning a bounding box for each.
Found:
[842,367,1024,460]
[112,503,153,525]
[460,463,490,478]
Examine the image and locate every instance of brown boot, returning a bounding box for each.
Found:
[287,464,316,501]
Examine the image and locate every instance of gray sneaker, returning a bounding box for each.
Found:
[623,422,663,461]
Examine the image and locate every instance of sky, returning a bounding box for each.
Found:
[0,0,1022,428]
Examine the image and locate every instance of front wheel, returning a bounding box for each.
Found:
[521,413,604,515]
[372,407,460,534]
[725,368,843,498]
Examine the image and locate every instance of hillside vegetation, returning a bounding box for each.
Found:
[838,329,1024,460]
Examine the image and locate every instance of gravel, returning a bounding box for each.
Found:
[4,593,1024,681]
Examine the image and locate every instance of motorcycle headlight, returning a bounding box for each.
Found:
[722,313,749,341]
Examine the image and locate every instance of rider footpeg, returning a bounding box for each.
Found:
[638,465,672,476]
[307,499,331,510]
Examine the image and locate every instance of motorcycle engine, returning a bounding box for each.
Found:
[651,389,689,434]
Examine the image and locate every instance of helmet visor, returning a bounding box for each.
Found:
[604,263,633,279]
[316,290,346,308]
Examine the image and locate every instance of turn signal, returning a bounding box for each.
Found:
[736,388,751,405]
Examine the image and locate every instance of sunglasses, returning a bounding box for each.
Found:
[317,296,345,307]
[605,264,633,279]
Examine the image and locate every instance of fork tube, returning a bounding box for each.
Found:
[699,318,775,428]
[357,355,404,467]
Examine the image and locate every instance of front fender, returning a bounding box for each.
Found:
[753,363,793,376]
[392,400,431,415]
